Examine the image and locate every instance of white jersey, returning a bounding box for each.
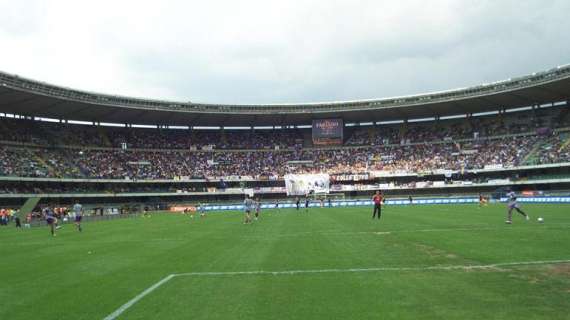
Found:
[507,191,517,203]
[244,199,254,211]
[73,203,83,217]
[506,191,520,208]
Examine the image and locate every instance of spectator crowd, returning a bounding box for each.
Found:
[2,134,570,180]
[1,106,570,180]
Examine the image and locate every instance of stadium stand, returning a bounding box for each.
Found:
[1,65,570,210]
[1,107,570,180]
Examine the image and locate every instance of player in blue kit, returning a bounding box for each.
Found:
[44,206,58,236]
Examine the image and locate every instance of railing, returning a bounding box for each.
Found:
[26,212,143,228]
[3,177,570,199]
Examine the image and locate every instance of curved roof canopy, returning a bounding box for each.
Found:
[0,65,569,126]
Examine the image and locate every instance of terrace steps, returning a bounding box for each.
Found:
[521,141,545,166]
[18,197,41,218]
[558,133,570,152]
[32,152,58,177]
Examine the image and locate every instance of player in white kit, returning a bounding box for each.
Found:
[505,191,529,224]
[73,201,83,232]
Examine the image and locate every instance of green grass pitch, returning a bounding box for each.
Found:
[1,203,570,320]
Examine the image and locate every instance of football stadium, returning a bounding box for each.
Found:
[1,2,570,320]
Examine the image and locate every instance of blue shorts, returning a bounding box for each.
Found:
[508,202,519,209]
[75,216,82,222]
[46,218,55,225]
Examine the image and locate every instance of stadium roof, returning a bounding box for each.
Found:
[0,65,569,126]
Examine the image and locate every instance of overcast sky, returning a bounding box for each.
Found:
[0,0,569,104]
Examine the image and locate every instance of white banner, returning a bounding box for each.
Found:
[284,174,330,196]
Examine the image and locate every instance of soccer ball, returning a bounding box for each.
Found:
[537,217,544,223]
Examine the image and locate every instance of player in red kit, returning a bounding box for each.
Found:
[372,190,383,219]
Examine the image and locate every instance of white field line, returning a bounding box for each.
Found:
[174,259,570,277]
[103,259,570,319]
[103,274,175,320]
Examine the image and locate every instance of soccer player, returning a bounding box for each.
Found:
[44,206,58,236]
[14,214,22,228]
[243,196,254,224]
[479,193,488,208]
[0,208,6,226]
[372,190,383,219]
[408,195,413,204]
[73,201,83,232]
[506,190,529,224]
[199,203,206,218]
[254,198,261,220]
[304,197,310,212]
[295,197,300,210]
[25,213,32,228]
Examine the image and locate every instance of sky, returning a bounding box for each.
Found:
[0,0,569,105]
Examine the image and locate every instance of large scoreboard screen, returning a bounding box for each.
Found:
[312,119,343,145]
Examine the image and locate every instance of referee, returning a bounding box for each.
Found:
[372,190,383,219]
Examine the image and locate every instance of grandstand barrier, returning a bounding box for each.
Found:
[4,177,570,201]
[2,163,570,185]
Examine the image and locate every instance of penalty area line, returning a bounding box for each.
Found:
[103,259,570,319]
[103,274,175,320]
[174,259,570,277]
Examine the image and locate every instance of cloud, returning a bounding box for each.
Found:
[0,0,568,104]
